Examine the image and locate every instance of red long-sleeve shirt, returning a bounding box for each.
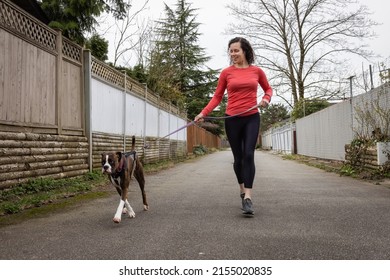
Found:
[201,65,273,117]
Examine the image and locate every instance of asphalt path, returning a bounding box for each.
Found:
[1,150,390,260]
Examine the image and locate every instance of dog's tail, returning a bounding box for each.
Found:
[131,135,136,151]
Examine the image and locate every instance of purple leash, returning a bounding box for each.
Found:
[143,103,262,148]
[160,121,196,139]
[143,121,195,148]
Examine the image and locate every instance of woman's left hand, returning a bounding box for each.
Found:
[259,100,269,108]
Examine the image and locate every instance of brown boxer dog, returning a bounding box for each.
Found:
[101,136,148,223]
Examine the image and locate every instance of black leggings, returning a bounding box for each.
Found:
[225,113,260,189]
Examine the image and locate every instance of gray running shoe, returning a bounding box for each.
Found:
[242,198,254,215]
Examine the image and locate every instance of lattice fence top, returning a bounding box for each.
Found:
[0,0,57,52]
[63,37,82,63]
[92,58,125,88]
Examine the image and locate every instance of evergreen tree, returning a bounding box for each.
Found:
[85,34,109,61]
[291,98,330,120]
[39,0,129,44]
[148,0,218,119]
[260,104,290,132]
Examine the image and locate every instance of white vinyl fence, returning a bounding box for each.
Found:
[261,122,295,154]
[91,79,186,141]
[262,83,390,161]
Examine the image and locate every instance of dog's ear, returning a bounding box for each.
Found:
[116,151,122,160]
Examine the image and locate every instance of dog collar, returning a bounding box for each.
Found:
[112,168,124,179]
[112,157,126,178]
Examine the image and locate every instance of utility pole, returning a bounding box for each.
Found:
[369,65,374,90]
[348,75,355,132]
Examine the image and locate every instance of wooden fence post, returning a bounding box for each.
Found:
[83,49,92,172]
[55,29,63,135]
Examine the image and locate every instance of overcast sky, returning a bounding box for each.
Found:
[103,0,389,101]
[143,0,389,70]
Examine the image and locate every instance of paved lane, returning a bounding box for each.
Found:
[1,151,389,260]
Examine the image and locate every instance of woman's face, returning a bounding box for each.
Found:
[229,42,246,66]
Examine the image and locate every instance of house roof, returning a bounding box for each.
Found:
[10,0,50,24]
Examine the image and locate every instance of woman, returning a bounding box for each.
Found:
[194,37,272,215]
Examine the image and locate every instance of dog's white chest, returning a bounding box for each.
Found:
[109,176,121,187]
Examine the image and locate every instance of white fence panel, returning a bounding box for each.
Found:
[91,79,124,134]
[262,123,295,154]
[145,103,159,137]
[177,118,187,141]
[261,130,272,150]
[296,101,353,160]
[91,77,188,141]
[166,115,187,141]
[159,110,170,138]
[126,94,145,136]
[272,123,295,154]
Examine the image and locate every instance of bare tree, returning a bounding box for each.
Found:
[227,0,377,107]
[96,0,150,66]
[133,17,153,67]
[112,0,150,66]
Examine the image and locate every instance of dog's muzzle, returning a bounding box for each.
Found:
[102,164,112,174]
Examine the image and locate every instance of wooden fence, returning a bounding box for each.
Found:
[187,124,221,152]
[345,142,390,170]
[0,0,87,189]
[0,1,222,191]
[0,0,84,135]
[0,131,88,189]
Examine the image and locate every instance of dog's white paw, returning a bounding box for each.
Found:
[113,217,121,223]
[143,205,149,211]
[128,210,136,218]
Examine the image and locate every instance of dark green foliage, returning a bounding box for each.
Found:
[108,64,148,85]
[192,144,208,155]
[291,98,330,120]
[0,171,104,215]
[39,0,129,44]
[85,34,109,61]
[131,64,148,84]
[259,103,290,132]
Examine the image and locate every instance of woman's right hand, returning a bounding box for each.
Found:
[194,113,204,123]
